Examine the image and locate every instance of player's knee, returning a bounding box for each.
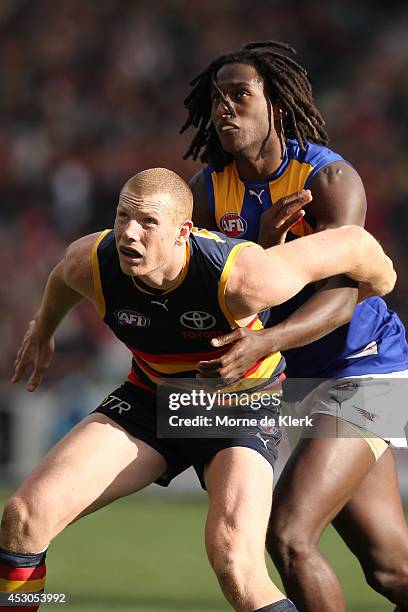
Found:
[365,562,408,600]
[207,530,261,595]
[210,547,252,594]
[267,521,312,572]
[1,494,47,542]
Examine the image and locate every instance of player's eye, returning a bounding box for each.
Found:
[142,217,157,225]
[234,90,248,100]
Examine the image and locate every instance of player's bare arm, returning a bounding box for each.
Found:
[258,161,367,320]
[189,171,218,230]
[224,226,395,320]
[11,232,100,392]
[254,163,368,341]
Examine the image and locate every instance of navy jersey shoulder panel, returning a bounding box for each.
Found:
[96,229,122,295]
[95,229,134,329]
[285,139,351,188]
[97,229,119,263]
[98,228,115,251]
[190,230,251,275]
[202,166,216,219]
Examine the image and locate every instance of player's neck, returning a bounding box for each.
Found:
[234,137,286,182]
[138,243,187,291]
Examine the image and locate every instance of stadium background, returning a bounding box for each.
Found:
[1,0,407,609]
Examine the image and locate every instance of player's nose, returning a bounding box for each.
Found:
[214,96,236,118]
[122,219,143,240]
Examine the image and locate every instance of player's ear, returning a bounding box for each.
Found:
[175,220,193,245]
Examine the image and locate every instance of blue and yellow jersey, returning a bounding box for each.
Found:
[201,139,408,378]
[92,228,284,392]
[203,138,344,241]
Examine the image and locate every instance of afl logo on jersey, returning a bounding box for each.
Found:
[180,311,216,330]
[115,309,150,327]
[220,213,247,238]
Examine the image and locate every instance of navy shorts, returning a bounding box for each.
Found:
[93,382,280,489]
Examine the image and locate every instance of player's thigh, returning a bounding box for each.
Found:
[333,447,408,565]
[204,446,274,554]
[14,413,166,529]
[271,414,376,538]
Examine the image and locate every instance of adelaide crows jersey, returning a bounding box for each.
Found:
[202,138,408,378]
[91,228,284,392]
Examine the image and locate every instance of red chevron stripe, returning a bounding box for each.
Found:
[126,344,229,364]
[126,369,155,392]
[0,563,46,581]
[247,315,260,329]
[241,359,263,378]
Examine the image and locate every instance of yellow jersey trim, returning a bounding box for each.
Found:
[192,227,226,242]
[91,229,111,319]
[218,242,257,328]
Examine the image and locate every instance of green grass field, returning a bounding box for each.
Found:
[0,489,396,611]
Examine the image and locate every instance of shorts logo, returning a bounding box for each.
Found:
[220,213,247,238]
[355,406,377,422]
[115,309,150,327]
[180,311,216,330]
[101,395,132,414]
[256,432,270,449]
[258,423,281,443]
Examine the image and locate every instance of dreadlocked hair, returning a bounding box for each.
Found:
[181,40,329,166]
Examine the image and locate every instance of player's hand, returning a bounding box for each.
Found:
[257,189,313,247]
[196,328,271,384]
[11,319,55,392]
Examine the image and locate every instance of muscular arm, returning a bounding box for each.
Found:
[225,226,395,320]
[189,170,218,230]
[262,162,367,350]
[12,233,100,391]
[34,233,98,337]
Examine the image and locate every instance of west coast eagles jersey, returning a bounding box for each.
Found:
[201,139,408,378]
[203,138,344,242]
[92,228,284,392]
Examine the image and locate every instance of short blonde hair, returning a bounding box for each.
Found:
[121,168,193,223]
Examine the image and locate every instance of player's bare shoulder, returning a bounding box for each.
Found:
[225,244,271,318]
[308,161,367,227]
[64,232,102,302]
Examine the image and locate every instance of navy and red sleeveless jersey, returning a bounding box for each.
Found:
[202,138,408,378]
[91,228,284,392]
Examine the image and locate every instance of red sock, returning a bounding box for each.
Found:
[0,547,46,611]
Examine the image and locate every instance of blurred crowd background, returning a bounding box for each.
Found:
[1,0,408,478]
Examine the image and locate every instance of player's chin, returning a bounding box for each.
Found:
[217,133,242,154]
[118,258,145,276]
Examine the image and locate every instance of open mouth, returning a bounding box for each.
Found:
[120,246,143,260]
[219,124,239,133]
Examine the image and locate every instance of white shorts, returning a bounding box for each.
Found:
[282,369,408,454]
